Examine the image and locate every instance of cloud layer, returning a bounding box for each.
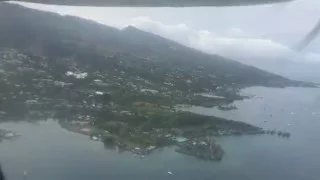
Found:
[11,0,320,64]
[128,16,320,82]
[129,16,320,64]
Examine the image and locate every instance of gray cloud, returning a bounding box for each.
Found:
[129,16,320,64]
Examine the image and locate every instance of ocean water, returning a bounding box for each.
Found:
[0,87,319,180]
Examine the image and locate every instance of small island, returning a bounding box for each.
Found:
[0,129,20,142]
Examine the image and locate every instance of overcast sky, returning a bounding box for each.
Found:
[9,0,320,81]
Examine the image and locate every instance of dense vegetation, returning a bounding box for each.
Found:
[0,3,310,89]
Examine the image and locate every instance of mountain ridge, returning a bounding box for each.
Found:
[0,3,313,88]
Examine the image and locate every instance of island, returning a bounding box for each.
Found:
[0,3,313,161]
[0,48,292,161]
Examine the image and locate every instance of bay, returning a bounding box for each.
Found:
[0,87,320,180]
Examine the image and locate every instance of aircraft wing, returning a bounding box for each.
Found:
[4,0,293,7]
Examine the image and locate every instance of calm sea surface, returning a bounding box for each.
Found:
[1,87,319,180]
